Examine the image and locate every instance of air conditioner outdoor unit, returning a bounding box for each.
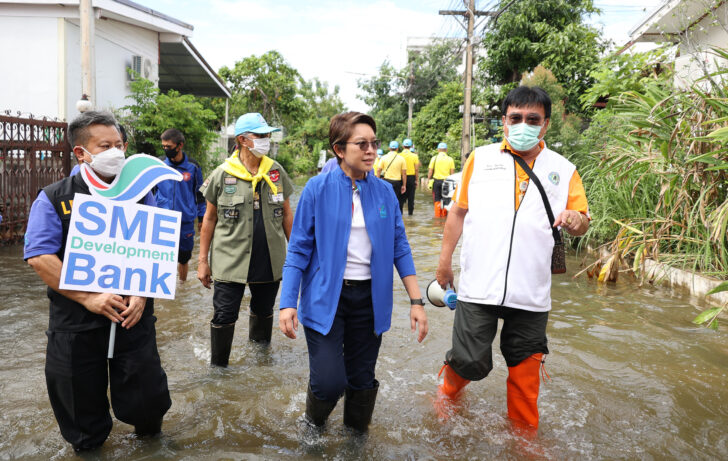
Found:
[129,55,153,80]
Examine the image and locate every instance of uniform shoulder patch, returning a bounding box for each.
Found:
[269,169,280,182]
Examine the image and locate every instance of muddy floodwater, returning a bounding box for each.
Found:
[1,187,727,460]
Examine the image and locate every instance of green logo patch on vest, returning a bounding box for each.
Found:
[224,185,236,194]
[548,172,560,185]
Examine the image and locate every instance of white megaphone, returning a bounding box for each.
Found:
[426,279,457,310]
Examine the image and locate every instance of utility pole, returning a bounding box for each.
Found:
[79,0,96,110]
[462,0,475,163]
[440,1,496,164]
[407,60,414,137]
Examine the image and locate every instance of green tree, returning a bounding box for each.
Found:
[480,0,607,113]
[579,46,672,111]
[358,61,409,143]
[412,81,463,161]
[358,40,463,143]
[219,50,306,129]
[278,78,346,176]
[520,66,582,158]
[118,76,219,174]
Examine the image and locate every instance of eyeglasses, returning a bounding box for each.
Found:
[345,140,381,151]
[505,114,544,126]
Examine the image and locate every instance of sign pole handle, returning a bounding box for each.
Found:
[107,321,117,359]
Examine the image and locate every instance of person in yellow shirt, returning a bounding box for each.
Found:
[373,148,384,177]
[427,142,455,217]
[400,139,420,216]
[378,141,407,206]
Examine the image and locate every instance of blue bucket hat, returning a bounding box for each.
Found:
[403,138,413,147]
[437,142,447,149]
[376,149,383,156]
[389,141,399,149]
[234,113,281,136]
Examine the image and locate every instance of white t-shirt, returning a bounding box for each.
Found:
[343,189,372,280]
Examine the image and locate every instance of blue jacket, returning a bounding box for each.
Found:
[155,153,205,223]
[280,167,416,336]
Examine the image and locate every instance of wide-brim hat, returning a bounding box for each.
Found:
[234,113,281,136]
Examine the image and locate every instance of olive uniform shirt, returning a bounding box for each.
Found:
[200,161,293,283]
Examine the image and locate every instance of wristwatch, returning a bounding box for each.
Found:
[410,298,425,306]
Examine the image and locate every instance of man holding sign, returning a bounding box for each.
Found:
[24,111,171,452]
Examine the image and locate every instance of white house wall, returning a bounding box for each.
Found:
[65,17,159,121]
[0,15,59,119]
[674,3,728,89]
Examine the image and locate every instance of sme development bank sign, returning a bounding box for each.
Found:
[59,155,183,299]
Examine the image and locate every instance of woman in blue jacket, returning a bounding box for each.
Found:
[279,112,428,433]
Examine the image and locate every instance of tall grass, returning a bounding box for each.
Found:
[576,48,728,281]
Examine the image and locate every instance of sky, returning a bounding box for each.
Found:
[140,0,665,112]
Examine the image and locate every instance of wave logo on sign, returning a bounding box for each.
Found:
[81,154,183,202]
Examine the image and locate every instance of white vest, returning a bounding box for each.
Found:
[458,143,575,312]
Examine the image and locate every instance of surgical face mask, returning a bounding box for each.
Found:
[505,122,543,152]
[82,146,125,177]
[246,137,270,158]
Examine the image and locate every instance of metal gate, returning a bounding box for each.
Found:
[0,114,71,246]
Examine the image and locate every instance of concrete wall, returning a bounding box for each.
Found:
[0,15,60,119]
[64,17,159,121]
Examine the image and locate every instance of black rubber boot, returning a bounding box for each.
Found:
[210,322,235,367]
[343,380,379,433]
[249,313,273,343]
[134,417,163,437]
[305,384,339,427]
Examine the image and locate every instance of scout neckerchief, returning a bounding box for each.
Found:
[223,150,278,195]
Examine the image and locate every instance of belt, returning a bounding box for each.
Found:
[343,279,371,286]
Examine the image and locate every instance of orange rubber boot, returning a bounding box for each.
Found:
[434,363,470,420]
[506,353,544,429]
[434,202,441,217]
[440,204,448,217]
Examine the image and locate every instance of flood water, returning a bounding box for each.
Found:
[1,187,727,460]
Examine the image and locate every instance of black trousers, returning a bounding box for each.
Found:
[445,301,549,381]
[45,315,171,450]
[405,175,416,215]
[432,179,444,203]
[384,179,405,212]
[212,280,281,325]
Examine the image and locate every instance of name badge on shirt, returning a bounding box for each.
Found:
[224,177,237,185]
[270,193,284,203]
[223,208,239,219]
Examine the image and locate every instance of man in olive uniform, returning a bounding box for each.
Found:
[24,111,171,451]
[197,112,293,367]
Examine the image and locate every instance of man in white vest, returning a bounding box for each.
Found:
[433,86,590,431]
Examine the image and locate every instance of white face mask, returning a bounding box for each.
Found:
[247,137,270,158]
[82,146,125,177]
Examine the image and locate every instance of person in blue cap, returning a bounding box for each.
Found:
[155,128,206,283]
[377,141,407,207]
[400,138,420,216]
[427,142,455,217]
[197,113,294,366]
